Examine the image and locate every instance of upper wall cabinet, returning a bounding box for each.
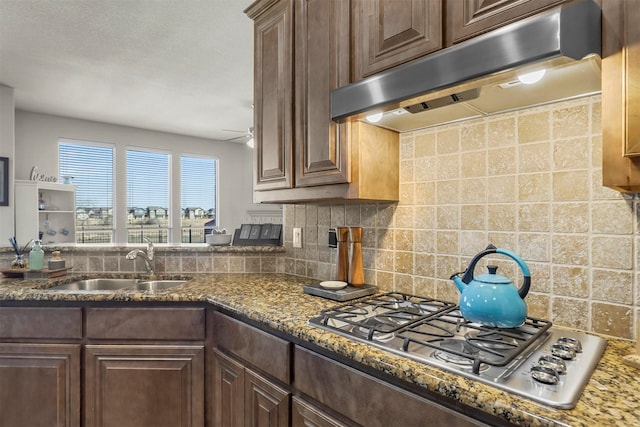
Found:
[246,0,400,203]
[294,0,350,188]
[602,0,640,191]
[352,0,443,81]
[445,0,565,45]
[247,0,294,192]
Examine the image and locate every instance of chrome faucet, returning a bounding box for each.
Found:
[125,237,155,275]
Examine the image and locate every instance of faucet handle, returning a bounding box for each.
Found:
[142,237,154,259]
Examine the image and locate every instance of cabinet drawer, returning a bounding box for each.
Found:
[294,346,487,427]
[0,307,82,339]
[213,312,291,384]
[86,307,205,341]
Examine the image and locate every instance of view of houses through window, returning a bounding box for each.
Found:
[59,139,114,243]
[58,139,217,244]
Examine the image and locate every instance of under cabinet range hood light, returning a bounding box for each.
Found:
[331,0,601,133]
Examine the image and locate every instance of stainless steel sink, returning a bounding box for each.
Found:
[131,280,188,291]
[50,278,140,291]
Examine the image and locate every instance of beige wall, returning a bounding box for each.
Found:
[282,94,639,341]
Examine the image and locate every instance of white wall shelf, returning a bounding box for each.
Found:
[15,180,76,245]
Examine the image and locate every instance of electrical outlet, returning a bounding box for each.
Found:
[293,227,303,248]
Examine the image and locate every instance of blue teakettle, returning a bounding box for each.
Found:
[450,244,531,328]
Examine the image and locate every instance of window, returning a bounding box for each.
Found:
[126,149,170,243]
[180,156,217,243]
[58,139,114,243]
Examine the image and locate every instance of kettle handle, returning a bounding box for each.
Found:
[460,244,531,299]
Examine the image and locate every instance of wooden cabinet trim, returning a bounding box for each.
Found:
[85,307,205,341]
[0,307,82,339]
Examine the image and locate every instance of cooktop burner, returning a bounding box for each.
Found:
[308,292,607,409]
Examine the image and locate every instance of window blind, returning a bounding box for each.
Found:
[126,149,169,214]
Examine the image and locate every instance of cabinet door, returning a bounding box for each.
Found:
[352,0,443,80]
[244,368,290,427]
[294,0,350,187]
[84,345,204,427]
[213,350,245,427]
[250,0,294,191]
[445,0,564,45]
[292,397,352,427]
[0,343,81,427]
[602,0,640,190]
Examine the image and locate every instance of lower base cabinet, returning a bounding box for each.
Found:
[294,346,488,427]
[291,397,351,427]
[0,343,81,427]
[84,344,205,427]
[213,349,290,427]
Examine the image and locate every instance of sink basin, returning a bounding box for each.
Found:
[131,280,188,291]
[50,278,139,291]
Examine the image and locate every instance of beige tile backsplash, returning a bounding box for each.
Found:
[282,94,640,340]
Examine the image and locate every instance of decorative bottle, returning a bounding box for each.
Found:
[29,240,45,270]
[336,227,350,282]
[348,227,364,287]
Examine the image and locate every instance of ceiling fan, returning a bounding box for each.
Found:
[222,127,254,146]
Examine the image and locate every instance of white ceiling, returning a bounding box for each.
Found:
[0,0,255,142]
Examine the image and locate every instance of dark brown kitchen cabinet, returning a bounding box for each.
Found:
[212,350,291,427]
[352,0,444,81]
[294,346,488,427]
[602,0,640,191]
[445,0,565,45]
[0,306,82,427]
[246,0,400,203]
[294,0,350,187]
[84,344,205,427]
[212,349,245,427]
[0,343,81,427]
[292,397,353,427]
[244,367,290,427]
[247,0,294,191]
[212,312,292,427]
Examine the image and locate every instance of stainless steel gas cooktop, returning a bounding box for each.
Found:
[308,292,607,409]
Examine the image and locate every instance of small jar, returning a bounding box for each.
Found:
[10,254,27,269]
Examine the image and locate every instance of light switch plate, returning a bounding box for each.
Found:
[293,227,302,248]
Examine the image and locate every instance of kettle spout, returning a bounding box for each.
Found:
[450,273,466,293]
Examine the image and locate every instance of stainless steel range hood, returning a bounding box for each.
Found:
[331,0,601,132]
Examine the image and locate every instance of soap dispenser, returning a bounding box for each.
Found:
[29,240,45,271]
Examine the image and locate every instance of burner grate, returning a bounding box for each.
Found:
[317,292,456,341]
[397,311,552,374]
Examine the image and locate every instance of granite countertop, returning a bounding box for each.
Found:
[0,272,638,427]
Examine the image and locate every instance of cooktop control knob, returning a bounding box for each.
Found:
[551,343,577,360]
[537,355,567,375]
[557,337,582,353]
[531,365,560,385]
